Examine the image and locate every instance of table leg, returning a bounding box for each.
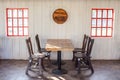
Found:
[52,60,65,65]
[52,51,67,75]
[52,51,65,65]
[58,51,61,70]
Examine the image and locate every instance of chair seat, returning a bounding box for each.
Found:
[73,48,85,52]
[40,48,51,52]
[74,52,87,58]
[42,52,50,57]
[40,48,51,57]
[32,53,45,58]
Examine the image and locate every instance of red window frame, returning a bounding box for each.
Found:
[91,8,114,37]
[6,8,29,36]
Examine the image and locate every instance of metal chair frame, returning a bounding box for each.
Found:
[35,34,51,70]
[26,37,45,75]
[72,34,88,61]
[75,37,94,74]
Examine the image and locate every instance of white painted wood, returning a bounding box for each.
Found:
[0,0,120,60]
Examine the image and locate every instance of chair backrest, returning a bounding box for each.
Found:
[35,34,42,53]
[86,37,94,56]
[26,37,34,58]
[81,34,88,51]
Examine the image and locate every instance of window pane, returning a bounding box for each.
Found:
[19,28,23,35]
[8,10,12,17]
[102,28,106,36]
[97,28,101,36]
[103,10,107,18]
[108,10,112,18]
[8,28,12,35]
[18,10,22,17]
[108,19,112,27]
[92,19,96,27]
[13,28,17,35]
[97,19,101,27]
[92,10,96,18]
[107,28,112,36]
[18,19,22,26]
[98,10,102,18]
[7,8,29,36]
[13,10,17,17]
[91,28,96,36]
[91,9,113,37]
[8,19,12,26]
[24,9,28,17]
[24,19,28,26]
[13,19,17,27]
[24,28,28,35]
[102,19,107,27]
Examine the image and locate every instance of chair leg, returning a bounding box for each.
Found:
[72,51,76,61]
[47,55,51,66]
[47,52,51,64]
[41,58,47,71]
[26,65,29,75]
[38,58,43,75]
[26,60,32,75]
[88,58,94,74]
[77,58,81,74]
[75,57,78,68]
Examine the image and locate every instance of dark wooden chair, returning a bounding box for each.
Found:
[74,37,94,74]
[72,34,88,61]
[25,37,45,75]
[35,34,51,69]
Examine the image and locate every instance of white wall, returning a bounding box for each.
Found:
[0,0,120,60]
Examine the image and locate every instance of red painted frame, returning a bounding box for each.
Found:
[6,8,29,36]
[91,8,114,37]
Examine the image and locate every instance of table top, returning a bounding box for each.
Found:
[45,39,74,51]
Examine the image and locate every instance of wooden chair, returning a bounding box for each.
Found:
[35,34,51,69]
[25,37,45,75]
[72,34,88,61]
[74,37,94,74]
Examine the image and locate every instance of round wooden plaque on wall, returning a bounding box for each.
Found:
[53,8,68,24]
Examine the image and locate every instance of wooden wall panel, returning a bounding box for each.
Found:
[0,0,120,60]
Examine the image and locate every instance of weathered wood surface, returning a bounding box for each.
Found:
[45,39,74,51]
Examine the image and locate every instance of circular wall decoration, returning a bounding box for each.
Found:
[53,8,68,24]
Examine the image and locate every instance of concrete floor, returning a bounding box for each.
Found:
[0,60,120,80]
